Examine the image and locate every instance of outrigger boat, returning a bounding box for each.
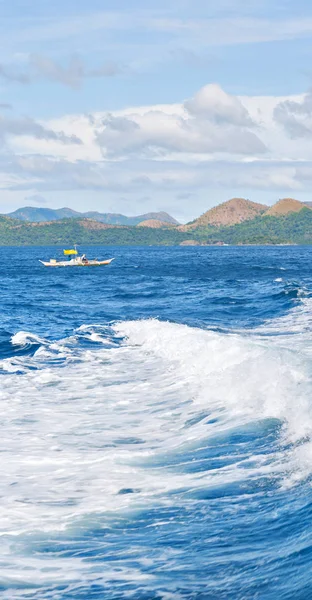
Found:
[40,247,114,267]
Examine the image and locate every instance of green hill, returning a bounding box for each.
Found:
[191,208,312,245]
[0,203,312,246]
[0,217,188,246]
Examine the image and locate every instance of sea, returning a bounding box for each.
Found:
[1,244,312,600]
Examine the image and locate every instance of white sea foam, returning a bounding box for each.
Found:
[256,296,312,343]
[1,321,311,525]
[115,319,312,441]
[11,331,47,346]
[1,318,312,589]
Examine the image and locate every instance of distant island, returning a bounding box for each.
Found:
[6,207,179,227]
[1,197,312,246]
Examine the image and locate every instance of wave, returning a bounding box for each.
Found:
[0,329,43,363]
[11,331,47,347]
[256,294,312,340]
[0,318,311,529]
[1,316,312,595]
[115,318,312,444]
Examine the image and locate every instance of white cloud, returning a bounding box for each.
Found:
[5,83,307,168]
[0,115,82,145]
[94,84,266,158]
[184,83,254,126]
[4,82,312,218]
[11,155,110,191]
[273,92,312,139]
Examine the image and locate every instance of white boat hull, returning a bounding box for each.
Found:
[40,258,114,267]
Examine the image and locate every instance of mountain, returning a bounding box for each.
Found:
[7,207,81,221]
[136,219,175,228]
[264,198,311,216]
[84,211,179,226]
[1,197,312,246]
[6,207,179,226]
[0,216,187,246]
[0,209,310,246]
[202,208,312,245]
[181,198,268,230]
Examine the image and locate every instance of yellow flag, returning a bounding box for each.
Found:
[63,249,78,255]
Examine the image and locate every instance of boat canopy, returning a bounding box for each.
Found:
[63,249,78,256]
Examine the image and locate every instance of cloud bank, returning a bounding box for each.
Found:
[1,82,312,218]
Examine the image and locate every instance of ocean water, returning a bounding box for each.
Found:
[1,245,312,600]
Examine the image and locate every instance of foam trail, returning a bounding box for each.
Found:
[115,319,312,441]
[1,318,312,592]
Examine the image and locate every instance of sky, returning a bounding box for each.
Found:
[1,0,312,220]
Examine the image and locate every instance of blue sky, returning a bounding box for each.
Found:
[1,0,312,220]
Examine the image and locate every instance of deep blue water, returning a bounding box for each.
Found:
[1,245,312,599]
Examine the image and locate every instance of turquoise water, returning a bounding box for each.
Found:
[1,245,312,599]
